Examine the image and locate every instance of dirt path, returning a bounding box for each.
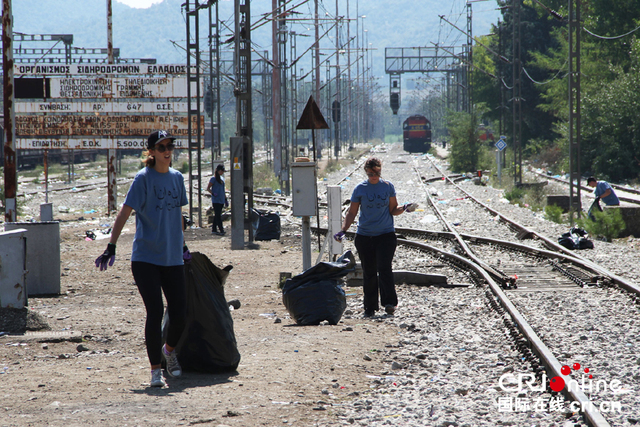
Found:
[1,221,398,426]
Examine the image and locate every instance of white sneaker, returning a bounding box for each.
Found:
[163,345,182,377]
[150,368,165,387]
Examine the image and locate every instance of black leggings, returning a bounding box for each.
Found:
[131,262,186,366]
[212,203,224,233]
[354,232,398,312]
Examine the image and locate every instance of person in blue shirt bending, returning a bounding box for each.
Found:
[587,176,620,207]
[207,164,229,236]
[333,157,417,318]
[95,130,190,388]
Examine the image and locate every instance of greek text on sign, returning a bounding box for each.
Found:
[48,77,191,99]
[16,101,189,114]
[15,138,203,150]
[15,63,193,76]
[16,115,204,138]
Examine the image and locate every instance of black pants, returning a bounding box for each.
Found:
[354,232,398,312]
[131,262,186,366]
[212,203,224,233]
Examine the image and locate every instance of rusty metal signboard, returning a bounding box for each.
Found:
[14,63,203,149]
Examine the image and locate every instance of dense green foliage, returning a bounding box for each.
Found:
[469,1,640,182]
[544,204,564,224]
[577,208,626,241]
[447,110,482,173]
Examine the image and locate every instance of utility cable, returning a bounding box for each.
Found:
[583,24,640,40]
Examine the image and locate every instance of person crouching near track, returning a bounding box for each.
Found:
[333,157,417,318]
[95,130,191,388]
[207,164,229,235]
[586,176,620,207]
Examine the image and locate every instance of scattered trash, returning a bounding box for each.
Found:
[84,209,97,214]
[58,206,70,213]
[85,231,96,240]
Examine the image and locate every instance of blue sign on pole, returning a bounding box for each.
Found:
[495,137,507,151]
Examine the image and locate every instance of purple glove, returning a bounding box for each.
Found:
[402,202,419,213]
[333,230,345,242]
[183,245,192,264]
[224,199,229,208]
[95,243,116,271]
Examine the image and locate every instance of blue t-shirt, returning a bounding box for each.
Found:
[595,181,619,205]
[350,179,396,237]
[208,176,226,204]
[124,167,189,266]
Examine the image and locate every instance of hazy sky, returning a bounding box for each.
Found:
[115,0,163,8]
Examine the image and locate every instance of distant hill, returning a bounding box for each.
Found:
[11,0,500,83]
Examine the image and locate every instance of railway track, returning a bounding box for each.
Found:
[318,145,640,426]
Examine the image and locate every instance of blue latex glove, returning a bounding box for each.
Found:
[402,202,419,213]
[95,243,116,271]
[333,230,345,242]
[183,245,192,264]
[224,198,229,208]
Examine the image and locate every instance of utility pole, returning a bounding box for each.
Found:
[568,0,582,223]
[106,0,118,215]
[347,0,353,150]
[314,0,322,159]
[512,0,522,186]
[334,0,341,158]
[272,0,282,185]
[3,0,16,222]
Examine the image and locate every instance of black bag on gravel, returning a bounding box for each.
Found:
[282,251,355,325]
[558,227,594,250]
[162,252,240,372]
[252,208,281,241]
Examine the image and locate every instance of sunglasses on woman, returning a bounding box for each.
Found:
[154,143,175,153]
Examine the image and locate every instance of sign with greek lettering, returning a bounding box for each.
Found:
[44,76,191,99]
[15,137,192,150]
[14,63,204,149]
[16,115,204,141]
[16,101,189,114]
[15,63,193,76]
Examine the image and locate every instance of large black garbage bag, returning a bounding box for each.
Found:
[558,227,594,250]
[252,208,281,241]
[163,252,240,372]
[282,251,356,325]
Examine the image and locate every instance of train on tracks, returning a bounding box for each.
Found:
[402,114,431,153]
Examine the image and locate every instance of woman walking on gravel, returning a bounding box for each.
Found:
[207,164,228,235]
[333,157,417,317]
[95,130,190,388]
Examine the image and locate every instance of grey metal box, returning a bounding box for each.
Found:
[0,228,28,308]
[4,222,60,296]
[291,162,317,217]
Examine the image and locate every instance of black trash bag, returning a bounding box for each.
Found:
[252,208,281,241]
[557,227,594,250]
[282,251,356,325]
[162,252,240,372]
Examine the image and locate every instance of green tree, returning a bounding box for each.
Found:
[447,109,482,172]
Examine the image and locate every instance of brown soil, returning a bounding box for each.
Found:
[0,220,398,426]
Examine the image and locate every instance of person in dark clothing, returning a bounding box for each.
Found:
[207,164,228,235]
[333,157,417,317]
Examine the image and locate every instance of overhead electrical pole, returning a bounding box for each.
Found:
[568,0,582,223]
[512,0,522,186]
[3,0,16,222]
[106,0,118,215]
[314,0,322,159]
[272,0,282,187]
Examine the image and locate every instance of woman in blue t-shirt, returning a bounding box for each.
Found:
[207,164,228,235]
[335,157,415,317]
[94,130,189,388]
